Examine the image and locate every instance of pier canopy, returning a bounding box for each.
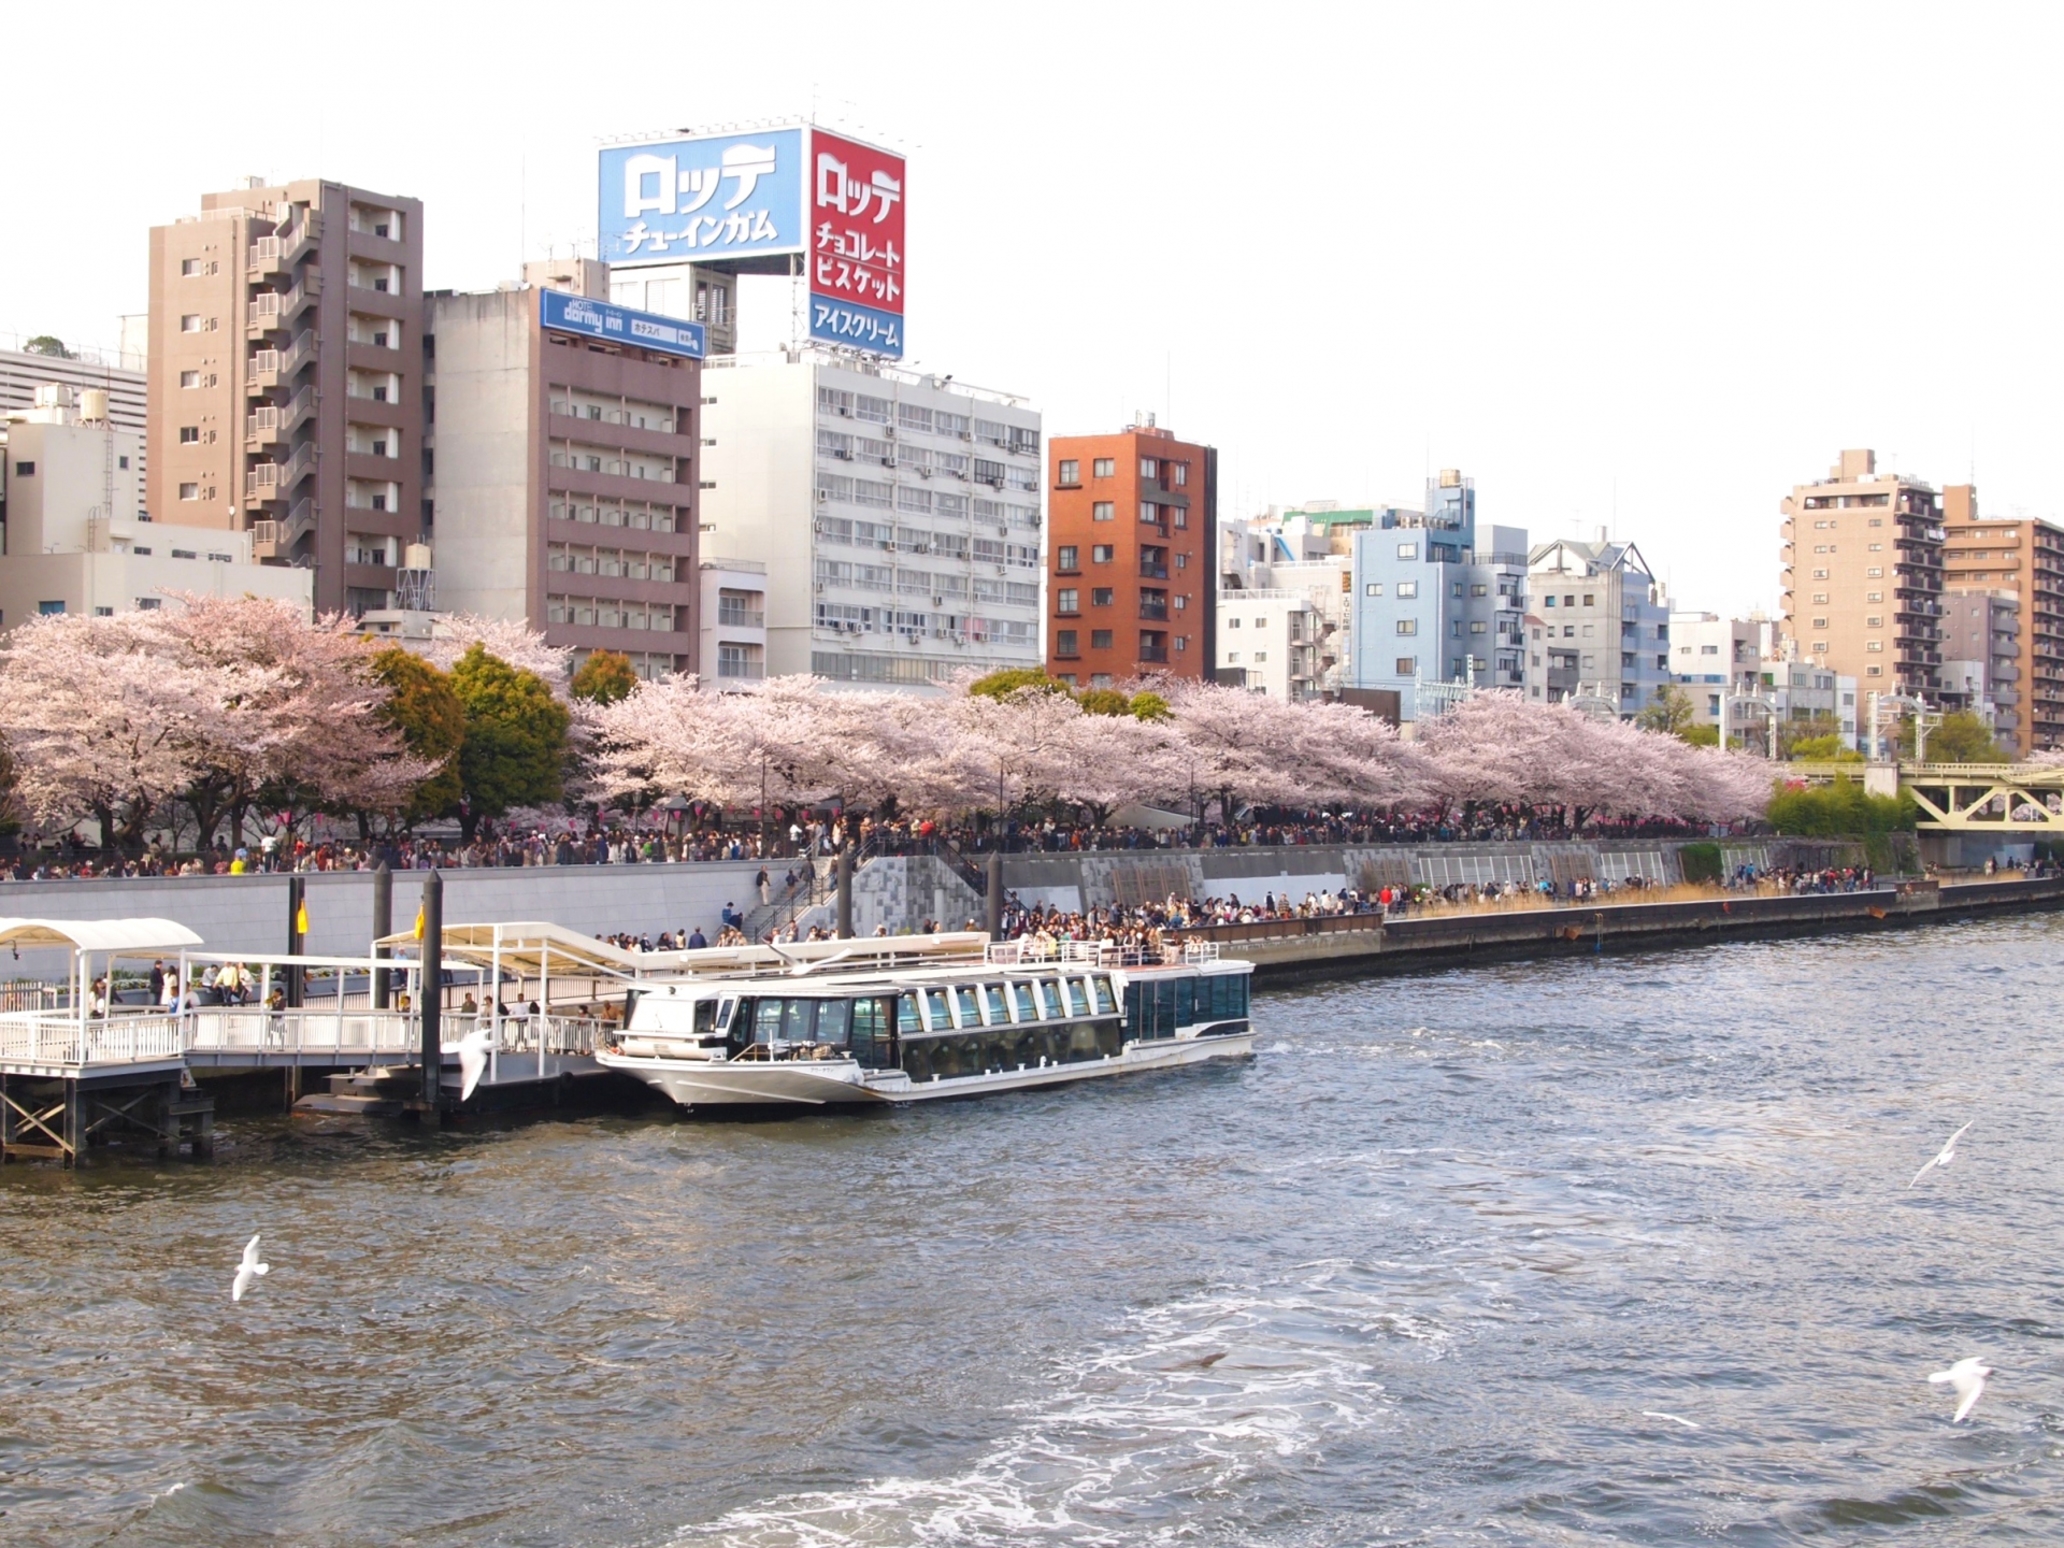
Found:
[374,920,652,981]
[0,917,204,954]
[375,922,993,982]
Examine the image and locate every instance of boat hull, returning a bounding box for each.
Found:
[599,1029,1254,1110]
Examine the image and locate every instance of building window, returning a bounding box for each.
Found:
[1470,620,1487,633]
[1140,458,1158,478]
[1813,569,1829,580]
[179,426,199,444]
[1056,589,1079,614]
[1091,544,1113,562]
[1254,651,1268,663]
[1396,580,1418,598]
[180,257,201,276]
[1055,629,1079,657]
[1092,587,1114,606]
[178,481,199,500]
[13,461,35,477]
[1866,615,1883,628]
[1867,665,1883,676]
[1397,543,1418,559]
[1396,619,1418,636]
[1811,617,1829,629]
[1056,545,1079,571]
[1470,583,1487,597]
[1866,592,1882,603]
[1364,582,1382,597]
[1092,502,1114,522]
[1226,651,1241,664]
[1227,617,1241,629]
[1866,641,1884,652]
[1396,656,1417,675]
[1583,594,1594,606]
[1865,567,1882,578]
[1139,502,1159,523]
[180,314,202,332]
[1093,458,1114,478]
[1868,542,1883,552]
[1172,463,1188,487]
[1175,635,1187,652]
[1057,459,1079,486]
[1091,629,1113,649]
[179,370,200,389]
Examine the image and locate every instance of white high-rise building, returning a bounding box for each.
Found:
[699,350,1044,688]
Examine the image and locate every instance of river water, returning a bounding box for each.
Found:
[4,914,2061,1546]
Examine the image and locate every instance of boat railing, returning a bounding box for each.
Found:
[987,938,1207,969]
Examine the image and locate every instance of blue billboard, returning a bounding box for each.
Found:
[540,290,705,360]
[808,295,904,360]
[598,127,806,269]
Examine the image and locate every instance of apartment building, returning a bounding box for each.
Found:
[1220,512,1354,694]
[424,262,705,679]
[0,383,309,627]
[147,178,425,614]
[1940,483,2064,750]
[698,558,770,685]
[1047,421,1217,686]
[1938,587,2022,751]
[1669,610,1767,728]
[1349,471,1528,723]
[700,352,1044,687]
[0,346,146,485]
[1523,535,1670,717]
[1778,448,1944,704]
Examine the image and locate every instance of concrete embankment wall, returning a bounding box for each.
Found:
[1206,875,2064,983]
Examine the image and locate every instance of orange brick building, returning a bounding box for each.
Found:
[1046,421,1217,685]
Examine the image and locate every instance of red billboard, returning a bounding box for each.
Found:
[809,128,905,356]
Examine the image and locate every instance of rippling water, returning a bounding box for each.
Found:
[5,915,2062,1546]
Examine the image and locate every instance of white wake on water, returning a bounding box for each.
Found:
[681,1262,1404,1546]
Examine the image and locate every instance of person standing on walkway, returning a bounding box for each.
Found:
[756,867,772,907]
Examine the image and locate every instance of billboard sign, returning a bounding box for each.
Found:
[598,127,806,268]
[540,289,706,360]
[599,123,908,360]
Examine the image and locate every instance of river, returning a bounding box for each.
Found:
[4,914,2060,1546]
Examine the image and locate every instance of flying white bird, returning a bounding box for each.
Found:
[231,1233,269,1302]
[457,1025,493,1102]
[1910,1121,1974,1188]
[1641,1410,1700,1430]
[1928,1357,1992,1422]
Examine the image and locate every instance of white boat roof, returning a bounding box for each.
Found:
[373,922,995,981]
[0,916,205,953]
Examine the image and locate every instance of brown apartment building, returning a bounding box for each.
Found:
[1940,484,2064,751]
[148,178,424,614]
[425,260,704,678]
[1779,448,1943,706]
[1046,421,1217,685]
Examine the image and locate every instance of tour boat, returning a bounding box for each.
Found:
[593,932,1255,1110]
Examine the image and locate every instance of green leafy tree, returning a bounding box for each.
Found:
[967,667,1070,700]
[21,335,70,359]
[1788,732,1863,763]
[1682,723,1719,748]
[370,647,465,827]
[571,648,639,706]
[1766,776,1916,837]
[1635,683,1696,738]
[1127,690,1171,721]
[1075,687,1132,717]
[1900,709,2005,764]
[448,644,569,838]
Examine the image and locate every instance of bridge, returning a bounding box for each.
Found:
[1785,760,2064,834]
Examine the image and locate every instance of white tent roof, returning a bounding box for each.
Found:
[0,917,205,953]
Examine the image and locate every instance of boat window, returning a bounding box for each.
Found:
[715,997,737,1031]
[1012,982,1038,1021]
[780,999,818,1042]
[921,987,951,1030]
[1091,976,1117,1014]
[1174,977,1195,1027]
[1067,978,1091,1016]
[953,985,981,1027]
[694,999,718,1037]
[752,999,784,1043]
[897,993,922,1038]
[850,995,893,1068]
[817,999,851,1046]
[983,984,1008,1024]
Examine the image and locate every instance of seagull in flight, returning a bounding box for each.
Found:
[1928,1357,1992,1422]
[231,1234,269,1302]
[1910,1122,1974,1188]
[457,1026,493,1102]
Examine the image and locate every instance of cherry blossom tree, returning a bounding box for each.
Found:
[418,613,573,696]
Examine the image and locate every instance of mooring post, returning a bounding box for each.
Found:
[836,847,854,939]
[371,862,393,1010]
[285,875,305,1009]
[985,850,1003,941]
[420,870,443,1116]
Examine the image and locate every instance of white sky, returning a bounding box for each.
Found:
[6,2,2058,619]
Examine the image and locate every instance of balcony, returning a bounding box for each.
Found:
[1139,563,1169,580]
[716,604,766,629]
[716,657,766,680]
[1139,604,1169,623]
